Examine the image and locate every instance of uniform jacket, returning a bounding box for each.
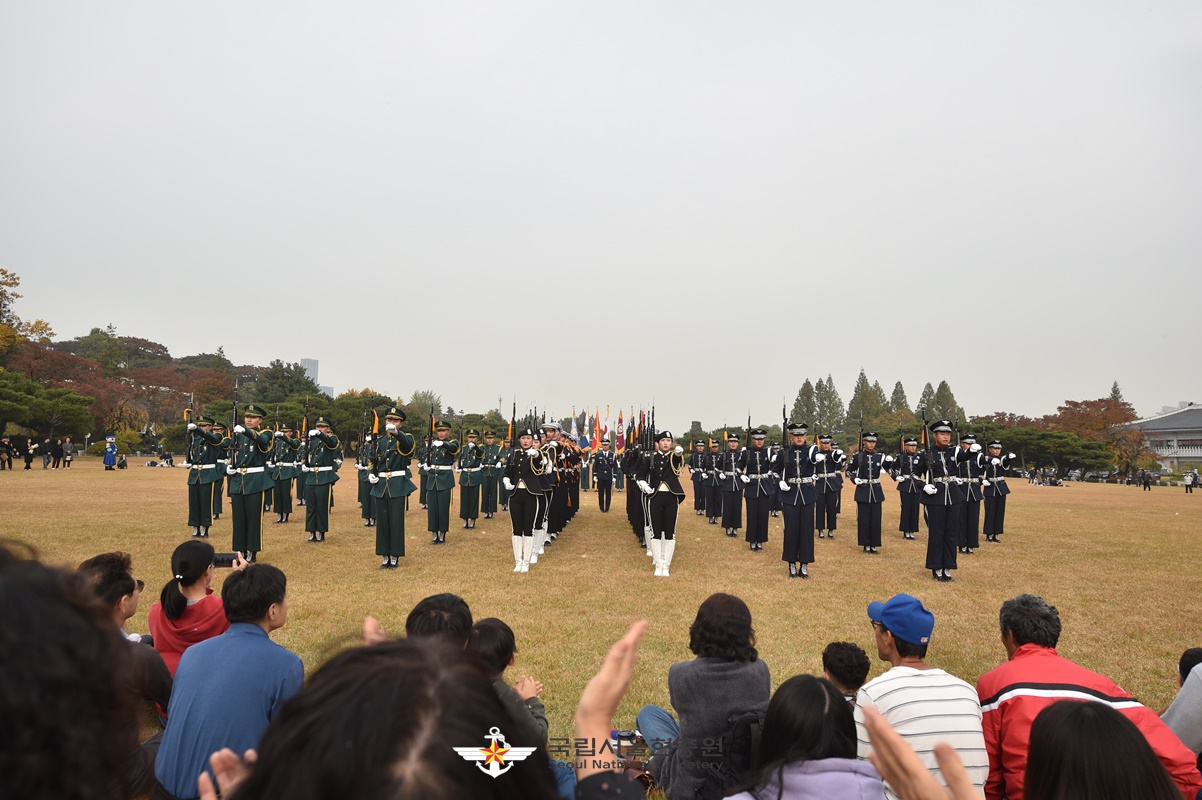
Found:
[270,435,300,481]
[920,446,967,506]
[814,447,846,493]
[426,438,460,490]
[982,454,1014,497]
[687,451,708,484]
[637,450,686,500]
[738,445,777,498]
[958,446,986,502]
[704,450,723,486]
[370,431,418,499]
[504,446,547,493]
[847,450,891,503]
[305,431,341,486]
[458,441,485,487]
[593,449,617,482]
[891,451,924,494]
[620,448,643,483]
[715,448,743,492]
[186,429,223,486]
[774,443,820,506]
[481,443,505,478]
[228,428,275,494]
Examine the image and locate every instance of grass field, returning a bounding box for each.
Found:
[3,459,1199,741]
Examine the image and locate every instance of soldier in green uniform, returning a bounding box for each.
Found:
[184,414,222,538]
[210,421,229,521]
[356,433,376,527]
[302,416,341,543]
[416,441,429,509]
[367,407,417,569]
[226,404,275,561]
[426,420,460,544]
[480,431,504,519]
[457,429,485,529]
[270,424,300,524]
[498,437,513,511]
[294,436,308,506]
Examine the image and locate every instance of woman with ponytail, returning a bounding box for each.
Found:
[148,541,244,678]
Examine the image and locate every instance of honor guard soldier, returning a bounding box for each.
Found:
[921,419,969,582]
[892,437,924,540]
[847,432,893,554]
[814,434,846,539]
[367,408,417,569]
[738,428,777,551]
[541,422,569,543]
[688,441,708,515]
[457,429,485,529]
[957,432,985,554]
[226,404,275,561]
[302,417,341,543]
[269,424,300,524]
[593,437,617,512]
[480,431,503,519]
[502,427,547,573]
[416,439,429,509]
[636,431,686,576]
[567,435,583,522]
[497,437,513,511]
[982,440,1016,542]
[294,436,308,506]
[621,441,646,546]
[184,415,222,538]
[715,433,744,537]
[704,439,723,524]
[769,443,783,517]
[579,443,592,492]
[775,422,821,578]
[210,422,230,520]
[355,433,376,527]
[425,420,460,544]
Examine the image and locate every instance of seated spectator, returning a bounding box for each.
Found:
[823,641,872,703]
[637,592,771,800]
[1162,647,1202,762]
[727,674,885,800]
[0,541,137,800]
[467,618,548,747]
[148,541,242,677]
[153,563,303,800]
[853,594,988,800]
[976,594,1202,800]
[405,591,473,644]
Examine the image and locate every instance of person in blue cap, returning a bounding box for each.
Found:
[103,434,118,471]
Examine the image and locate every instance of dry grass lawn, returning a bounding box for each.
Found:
[3,460,1199,741]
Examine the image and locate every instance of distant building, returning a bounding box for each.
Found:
[319,385,334,397]
[1128,403,1202,471]
[300,358,319,384]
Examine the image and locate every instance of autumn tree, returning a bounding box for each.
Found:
[0,269,55,358]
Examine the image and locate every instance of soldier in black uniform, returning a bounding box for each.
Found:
[775,422,821,578]
[891,437,923,540]
[957,432,985,554]
[769,444,783,517]
[982,439,1016,542]
[636,431,686,577]
[540,422,568,543]
[593,437,616,512]
[715,434,743,537]
[738,428,776,551]
[564,434,581,525]
[704,440,723,524]
[579,442,591,493]
[847,432,893,555]
[920,418,969,582]
[814,434,846,539]
[687,441,708,515]
[622,442,646,546]
[503,426,546,573]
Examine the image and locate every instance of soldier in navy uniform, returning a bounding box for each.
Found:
[775,422,821,578]
[622,441,646,546]
[920,418,969,582]
[503,427,546,573]
[564,434,581,525]
[688,441,708,515]
[540,422,569,544]
[957,432,985,554]
[593,437,616,512]
[367,407,417,569]
[355,433,376,527]
[847,432,893,554]
[813,434,846,539]
[302,417,341,543]
[891,437,923,540]
[715,434,744,537]
[636,431,686,576]
[270,424,300,525]
[738,428,776,551]
[704,439,723,524]
[982,439,1016,542]
[769,444,783,518]
[184,414,222,538]
[457,429,484,529]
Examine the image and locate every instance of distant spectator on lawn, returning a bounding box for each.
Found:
[1162,647,1202,761]
[976,594,1202,800]
[148,540,243,677]
[823,641,872,703]
[405,592,473,645]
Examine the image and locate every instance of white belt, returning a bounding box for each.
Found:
[815,473,839,479]
[750,473,774,480]
[788,477,815,484]
[216,459,228,464]
[430,465,453,471]
[967,478,981,484]
[992,476,1007,481]
[377,470,407,478]
[935,476,958,483]
[238,467,266,474]
[460,467,482,472]
[191,464,215,470]
[863,478,882,484]
[311,466,333,473]
[897,474,916,480]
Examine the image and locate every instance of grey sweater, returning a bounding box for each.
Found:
[1163,666,1202,754]
[649,656,771,800]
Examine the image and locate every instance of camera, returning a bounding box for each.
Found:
[212,552,239,568]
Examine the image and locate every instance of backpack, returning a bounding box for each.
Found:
[695,707,766,800]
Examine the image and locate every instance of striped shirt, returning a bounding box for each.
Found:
[854,666,989,800]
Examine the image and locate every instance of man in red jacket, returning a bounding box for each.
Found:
[976,594,1201,800]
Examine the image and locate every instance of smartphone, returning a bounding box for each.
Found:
[212,552,238,568]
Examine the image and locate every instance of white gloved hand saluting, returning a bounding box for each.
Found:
[274,431,284,438]
[970,443,981,453]
[739,474,750,484]
[309,429,319,437]
[923,483,938,495]
[432,440,444,448]
[814,453,826,462]
[674,445,683,455]
[525,448,539,457]
[234,425,246,434]
[367,473,379,484]
[779,480,789,492]
[386,423,397,433]
[187,423,197,431]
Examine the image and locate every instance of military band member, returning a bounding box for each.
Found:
[497,437,513,511]
[593,437,617,512]
[268,424,300,524]
[814,434,846,539]
[704,439,723,524]
[982,440,1016,542]
[957,432,985,554]
[480,431,503,519]
[688,441,708,515]
[184,415,222,538]
[921,418,969,582]
[355,433,376,527]
[622,442,646,546]
[502,427,546,573]
[775,422,821,578]
[715,434,743,537]
[301,417,340,543]
[847,432,893,554]
[210,422,229,520]
[738,429,776,551]
[425,420,460,544]
[457,429,484,529]
[892,437,923,540]
[367,407,417,569]
[226,404,275,561]
[636,431,686,577]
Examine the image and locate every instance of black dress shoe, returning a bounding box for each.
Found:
[788,563,798,578]
[247,551,257,563]
[308,533,317,542]
[933,569,941,581]
[317,532,325,542]
[800,564,809,579]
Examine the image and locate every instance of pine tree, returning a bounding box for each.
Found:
[931,381,966,422]
[1110,381,1124,402]
[814,375,845,438]
[846,370,875,431]
[890,381,909,413]
[917,382,936,417]
[792,380,817,426]
[872,381,890,417]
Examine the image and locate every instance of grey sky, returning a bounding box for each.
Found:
[3,2,1200,433]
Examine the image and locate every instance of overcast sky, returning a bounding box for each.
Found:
[3,2,1200,433]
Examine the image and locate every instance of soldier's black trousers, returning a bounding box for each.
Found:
[419,474,429,505]
[536,491,551,530]
[498,478,510,508]
[983,495,1007,535]
[294,472,306,504]
[857,501,882,548]
[549,486,568,533]
[213,474,225,516]
[648,492,679,540]
[231,492,264,553]
[274,478,293,515]
[924,503,961,571]
[815,490,840,531]
[626,482,644,535]
[376,495,406,556]
[427,488,451,533]
[721,490,743,529]
[510,488,542,536]
[568,482,580,519]
[305,483,332,533]
[482,476,499,513]
[188,481,214,527]
[898,491,921,533]
[459,484,480,520]
[781,500,815,563]
[963,500,981,548]
[705,484,722,519]
[692,480,706,510]
[597,480,612,512]
[745,493,771,544]
[358,477,373,519]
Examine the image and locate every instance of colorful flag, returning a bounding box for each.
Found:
[580,412,591,451]
[372,410,379,434]
[570,415,579,442]
[616,411,625,453]
[593,409,602,453]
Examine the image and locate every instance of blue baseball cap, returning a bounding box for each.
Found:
[868,594,934,646]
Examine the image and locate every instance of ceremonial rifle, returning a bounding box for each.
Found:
[230,379,240,469]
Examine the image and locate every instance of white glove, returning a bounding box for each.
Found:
[301,465,311,473]
[637,480,654,495]
[854,477,866,485]
[814,453,826,463]
[432,440,444,448]
[503,477,514,491]
[187,423,197,431]
[883,455,895,465]
[309,429,319,437]
[739,474,750,484]
[991,457,1001,466]
[892,473,900,482]
[226,465,237,475]
[923,483,938,495]
[234,425,246,434]
[367,473,379,484]
[954,477,965,485]
[386,423,397,433]
[525,448,539,456]
[717,471,727,478]
[1008,452,1016,460]
[833,449,844,459]
[674,445,683,455]
[970,443,981,453]
[779,480,789,491]
[274,431,284,438]
[182,462,192,469]
[981,479,991,487]
[689,468,696,475]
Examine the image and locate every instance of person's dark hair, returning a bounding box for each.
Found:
[78,551,136,609]
[159,540,215,620]
[688,593,757,662]
[467,618,517,677]
[406,593,473,644]
[228,637,558,800]
[1179,647,1202,682]
[883,626,928,660]
[742,676,856,800]
[1024,701,1181,800]
[1000,594,1062,648]
[822,641,871,694]
[0,541,136,800]
[222,564,287,624]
